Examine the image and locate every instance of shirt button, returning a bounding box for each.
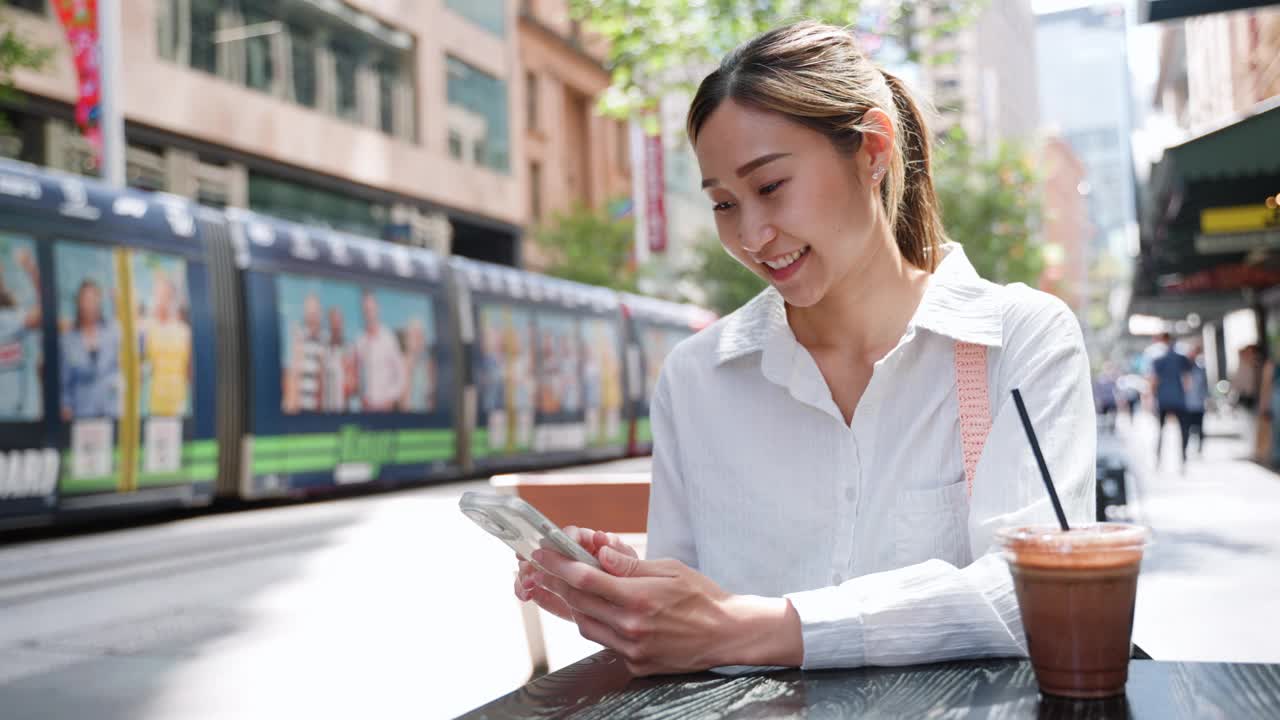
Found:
[844,488,856,501]
[832,572,843,584]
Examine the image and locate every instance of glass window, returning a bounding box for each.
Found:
[332,38,362,122]
[7,0,46,14]
[526,71,538,131]
[190,0,219,75]
[446,0,505,36]
[377,57,397,135]
[249,172,384,238]
[290,23,317,107]
[530,162,541,223]
[446,57,510,173]
[448,130,463,160]
[244,10,276,92]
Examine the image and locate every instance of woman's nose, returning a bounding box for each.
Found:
[739,223,778,255]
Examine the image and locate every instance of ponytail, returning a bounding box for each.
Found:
[880,70,947,272]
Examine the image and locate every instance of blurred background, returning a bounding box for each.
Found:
[0,0,1278,718]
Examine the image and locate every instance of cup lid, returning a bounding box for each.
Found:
[995,523,1150,554]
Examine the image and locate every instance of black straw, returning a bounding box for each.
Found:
[1011,388,1071,532]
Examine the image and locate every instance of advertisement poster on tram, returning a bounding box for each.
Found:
[0,233,43,423]
[277,273,437,415]
[581,317,623,447]
[474,302,535,456]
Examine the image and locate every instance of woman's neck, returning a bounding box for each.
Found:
[787,229,930,366]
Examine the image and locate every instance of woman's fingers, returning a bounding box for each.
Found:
[594,530,638,559]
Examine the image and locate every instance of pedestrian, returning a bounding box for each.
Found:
[1148,332,1192,468]
[1094,362,1120,433]
[1184,344,1209,458]
[1257,353,1280,468]
[513,22,1096,676]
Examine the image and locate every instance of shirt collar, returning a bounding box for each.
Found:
[714,243,1004,367]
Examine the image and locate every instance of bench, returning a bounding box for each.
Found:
[489,472,651,678]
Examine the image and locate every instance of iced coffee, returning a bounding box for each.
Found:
[995,523,1150,699]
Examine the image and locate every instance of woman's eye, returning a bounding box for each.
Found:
[712,201,735,213]
[759,180,786,196]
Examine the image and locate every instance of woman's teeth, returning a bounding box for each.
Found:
[764,247,808,270]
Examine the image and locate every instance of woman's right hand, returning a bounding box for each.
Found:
[513,526,638,622]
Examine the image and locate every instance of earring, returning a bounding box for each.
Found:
[872,166,886,182]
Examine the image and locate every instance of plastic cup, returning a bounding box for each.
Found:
[995,523,1150,699]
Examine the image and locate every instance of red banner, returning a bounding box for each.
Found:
[53,0,102,167]
[643,128,667,254]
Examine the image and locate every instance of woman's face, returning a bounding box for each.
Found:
[693,99,884,308]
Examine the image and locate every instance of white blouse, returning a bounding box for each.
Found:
[646,244,1096,670]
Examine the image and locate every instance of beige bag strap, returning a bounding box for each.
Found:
[955,341,992,496]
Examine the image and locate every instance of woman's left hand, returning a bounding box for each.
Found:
[530,546,801,676]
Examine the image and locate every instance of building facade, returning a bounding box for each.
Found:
[917,0,1040,148]
[517,0,632,270]
[0,0,561,266]
[1155,5,1280,130]
[1039,136,1093,314]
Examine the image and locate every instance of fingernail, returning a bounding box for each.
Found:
[531,550,544,563]
[600,546,616,562]
[532,571,545,585]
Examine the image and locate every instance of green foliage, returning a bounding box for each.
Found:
[0,1,53,132]
[933,128,1043,286]
[535,203,639,292]
[683,231,765,315]
[567,0,986,118]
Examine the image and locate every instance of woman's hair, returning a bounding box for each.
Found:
[75,279,102,328]
[687,21,946,271]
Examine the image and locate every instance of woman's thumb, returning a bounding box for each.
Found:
[600,545,640,577]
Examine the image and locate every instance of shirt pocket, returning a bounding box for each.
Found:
[893,479,972,567]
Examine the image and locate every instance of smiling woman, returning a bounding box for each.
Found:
[515,21,1097,677]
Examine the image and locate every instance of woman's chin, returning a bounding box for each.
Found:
[777,283,824,309]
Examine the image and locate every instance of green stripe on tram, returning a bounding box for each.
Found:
[635,417,653,444]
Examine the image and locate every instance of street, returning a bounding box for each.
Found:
[1,426,1278,719]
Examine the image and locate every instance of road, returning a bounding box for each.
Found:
[2,423,1278,720]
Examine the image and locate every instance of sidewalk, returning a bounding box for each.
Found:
[1115,410,1280,663]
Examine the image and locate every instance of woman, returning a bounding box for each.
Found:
[60,279,121,420]
[515,22,1094,675]
[0,247,42,420]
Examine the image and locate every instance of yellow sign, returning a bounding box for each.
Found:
[1201,204,1280,235]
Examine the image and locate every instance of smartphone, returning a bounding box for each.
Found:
[459,491,601,569]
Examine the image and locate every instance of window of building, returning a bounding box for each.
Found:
[158,0,416,141]
[446,56,510,172]
[529,161,542,223]
[290,24,318,107]
[526,71,538,131]
[331,37,362,122]
[243,9,276,92]
[6,0,46,14]
[448,130,464,160]
[248,171,385,237]
[617,121,629,171]
[446,0,505,37]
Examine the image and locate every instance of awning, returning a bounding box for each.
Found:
[1139,0,1280,22]
[1133,99,1280,316]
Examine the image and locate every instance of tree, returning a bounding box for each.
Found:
[682,231,765,315]
[933,128,1043,286]
[0,2,53,132]
[568,0,985,118]
[534,204,639,292]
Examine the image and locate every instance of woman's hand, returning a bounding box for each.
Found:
[513,526,637,622]
[530,546,803,676]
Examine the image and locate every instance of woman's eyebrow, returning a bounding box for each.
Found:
[701,153,792,188]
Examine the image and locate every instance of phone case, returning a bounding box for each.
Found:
[459,492,602,569]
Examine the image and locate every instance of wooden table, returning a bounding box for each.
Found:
[460,651,1280,719]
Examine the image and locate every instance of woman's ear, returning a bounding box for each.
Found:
[860,108,895,177]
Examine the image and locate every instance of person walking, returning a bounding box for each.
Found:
[1149,332,1192,468]
[1183,344,1209,458]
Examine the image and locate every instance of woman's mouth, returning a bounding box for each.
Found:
[761,246,810,281]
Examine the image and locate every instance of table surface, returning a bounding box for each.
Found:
[460,652,1280,719]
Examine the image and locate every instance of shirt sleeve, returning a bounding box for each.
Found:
[645,362,699,570]
[784,293,1096,669]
